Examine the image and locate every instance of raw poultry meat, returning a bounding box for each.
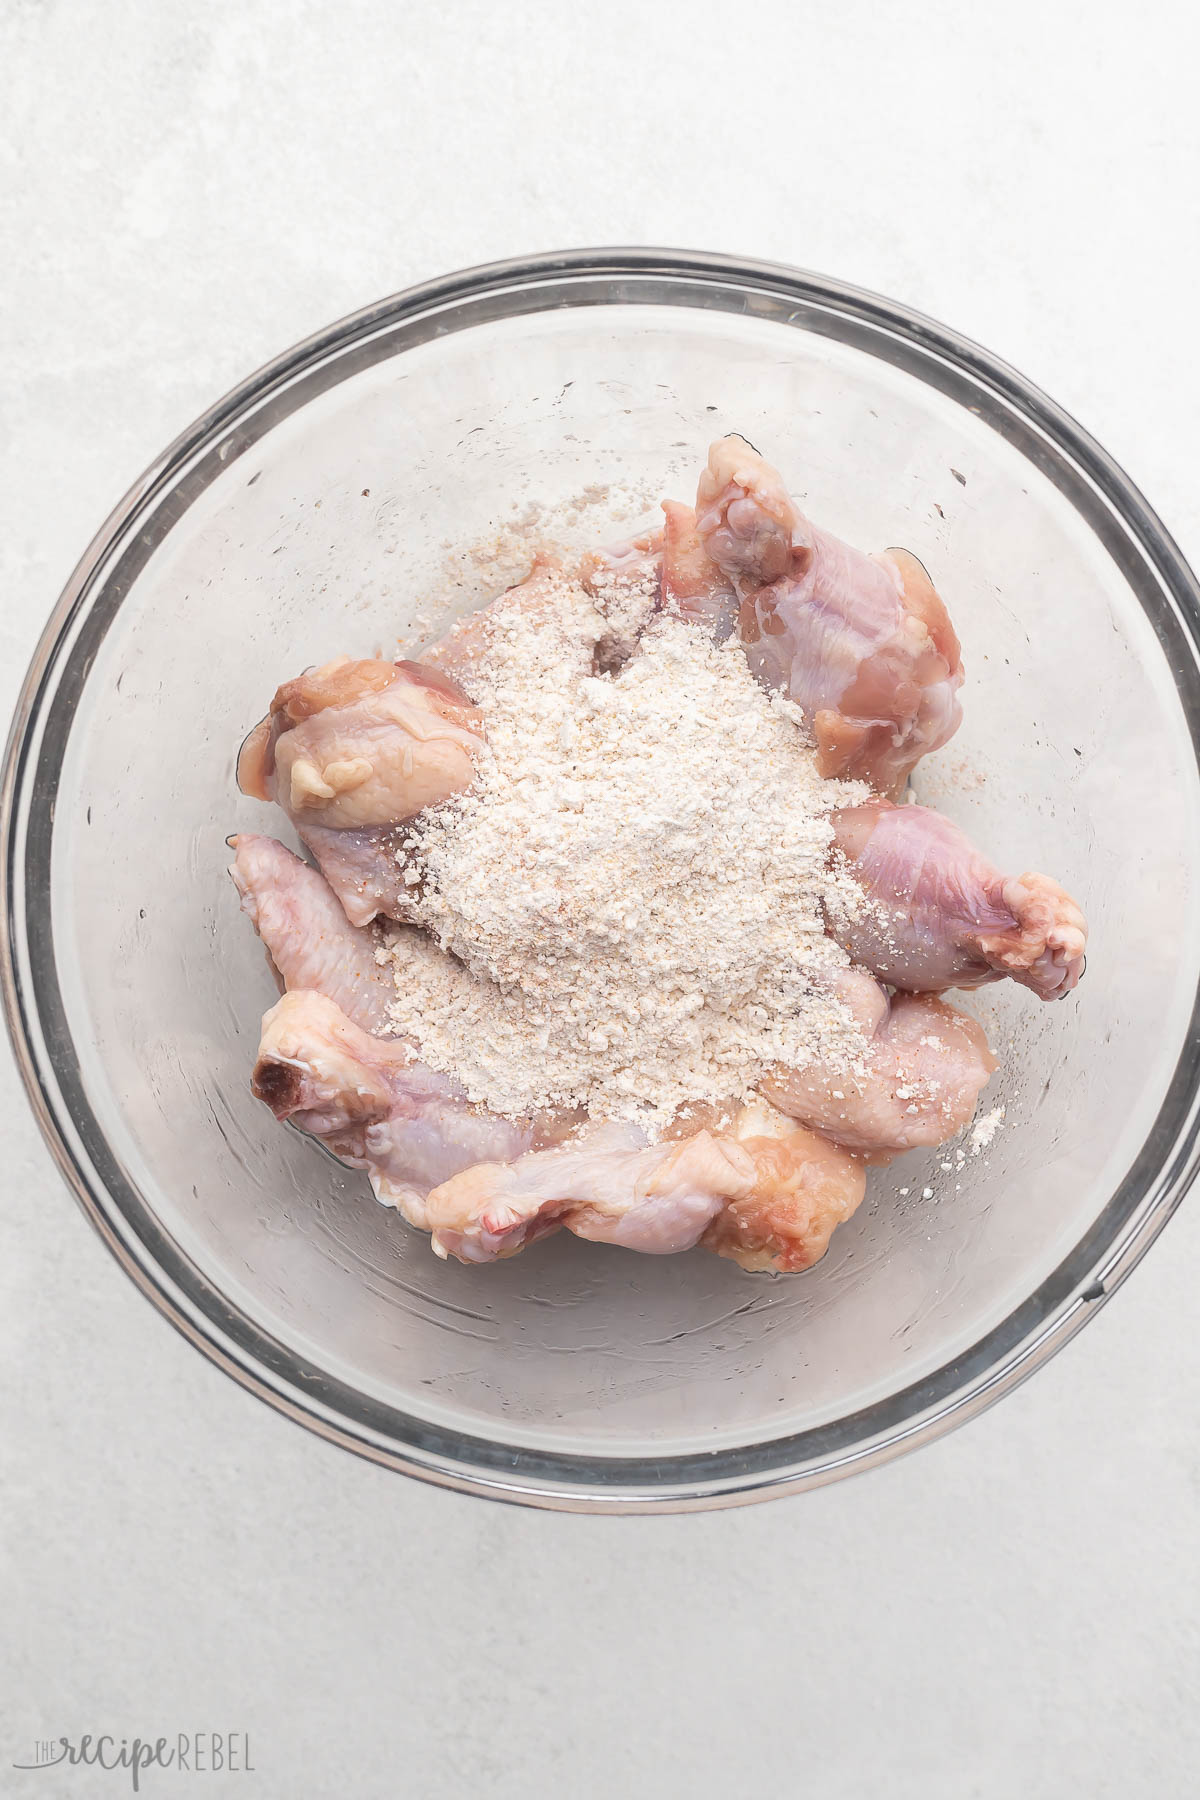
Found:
[426,544,661,689]
[422,556,571,686]
[659,499,738,640]
[225,432,1088,1279]
[230,834,545,1205]
[419,1128,749,1263]
[253,990,541,1210]
[237,654,483,924]
[287,822,417,932]
[827,800,1088,1000]
[231,836,871,1270]
[699,1099,867,1272]
[419,1103,866,1271]
[579,531,664,670]
[229,832,393,1033]
[579,529,663,599]
[693,437,963,794]
[230,821,893,1268]
[761,973,996,1156]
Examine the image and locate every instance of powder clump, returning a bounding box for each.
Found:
[381,566,871,1135]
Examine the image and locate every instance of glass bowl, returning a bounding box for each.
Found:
[5,250,1199,1512]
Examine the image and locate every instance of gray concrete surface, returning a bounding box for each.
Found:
[2,3,1198,1795]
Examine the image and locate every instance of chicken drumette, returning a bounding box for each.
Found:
[230,835,542,1208]
[670,437,964,796]
[230,837,872,1271]
[230,831,394,1033]
[425,543,661,689]
[252,989,545,1211]
[761,970,996,1157]
[826,801,1087,1000]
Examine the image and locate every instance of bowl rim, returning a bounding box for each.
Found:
[5,245,1200,1513]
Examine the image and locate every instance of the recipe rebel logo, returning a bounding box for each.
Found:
[12,1733,255,1790]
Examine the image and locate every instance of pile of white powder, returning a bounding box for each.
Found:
[380,565,871,1133]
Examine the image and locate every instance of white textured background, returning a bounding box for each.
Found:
[3,3,1199,1795]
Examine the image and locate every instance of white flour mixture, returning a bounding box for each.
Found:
[380,564,870,1132]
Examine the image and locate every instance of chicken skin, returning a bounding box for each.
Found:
[230,836,771,1264]
[761,974,996,1156]
[423,557,571,686]
[699,1099,867,1272]
[252,990,540,1212]
[247,961,870,1270]
[419,1105,866,1271]
[419,1129,750,1263]
[693,437,963,794]
[659,499,739,640]
[232,835,874,1271]
[230,836,546,1207]
[237,654,483,923]
[229,832,394,1033]
[827,801,1088,1000]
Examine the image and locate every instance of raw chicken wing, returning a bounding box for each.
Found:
[421,1130,754,1263]
[423,1104,868,1272]
[288,822,418,930]
[237,655,483,923]
[580,530,664,670]
[253,991,540,1213]
[659,500,738,640]
[828,800,1087,999]
[423,556,571,687]
[231,834,552,1211]
[699,1099,867,1272]
[694,437,963,794]
[762,977,996,1156]
[229,832,393,1033]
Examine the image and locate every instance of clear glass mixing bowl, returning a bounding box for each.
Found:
[5,251,1200,1511]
